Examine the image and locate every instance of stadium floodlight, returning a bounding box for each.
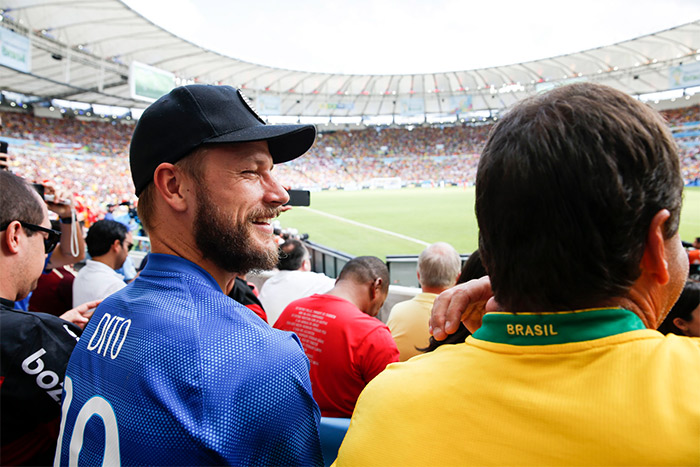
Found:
[93,104,129,117]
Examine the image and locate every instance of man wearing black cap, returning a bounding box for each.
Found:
[55,85,323,466]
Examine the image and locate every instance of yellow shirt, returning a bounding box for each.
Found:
[386,292,437,361]
[335,308,700,466]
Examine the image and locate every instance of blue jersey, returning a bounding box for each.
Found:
[55,254,323,466]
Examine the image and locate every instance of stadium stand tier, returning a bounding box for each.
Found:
[1,103,699,223]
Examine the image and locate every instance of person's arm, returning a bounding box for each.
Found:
[44,186,86,268]
[59,300,100,330]
[429,276,497,340]
[360,327,400,383]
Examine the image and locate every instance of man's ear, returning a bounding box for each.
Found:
[2,221,23,254]
[152,162,192,213]
[301,258,311,272]
[640,209,671,286]
[370,278,383,300]
[673,317,690,334]
[111,238,122,253]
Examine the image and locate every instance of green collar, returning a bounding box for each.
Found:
[471,308,646,345]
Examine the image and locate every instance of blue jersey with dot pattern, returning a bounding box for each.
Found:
[55,254,323,466]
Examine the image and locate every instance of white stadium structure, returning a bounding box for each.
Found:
[1,0,700,128]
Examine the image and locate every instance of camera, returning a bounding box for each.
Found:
[274,227,309,242]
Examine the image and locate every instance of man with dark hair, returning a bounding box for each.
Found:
[55,85,323,466]
[387,242,461,361]
[72,220,131,307]
[259,239,335,325]
[335,83,699,465]
[0,171,97,465]
[274,256,398,418]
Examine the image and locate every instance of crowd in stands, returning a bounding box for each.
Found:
[1,103,700,223]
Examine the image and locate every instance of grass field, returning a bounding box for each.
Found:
[276,186,700,259]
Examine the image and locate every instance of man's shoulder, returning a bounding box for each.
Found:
[74,260,122,282]
[390,295,428,314]
[649,332,700,355]
[1,306,80,346]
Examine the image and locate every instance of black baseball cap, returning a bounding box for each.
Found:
[129,84,316,196]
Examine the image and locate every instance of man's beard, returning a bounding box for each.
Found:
[193,185,279,274]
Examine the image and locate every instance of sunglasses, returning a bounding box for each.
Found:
[18,221,61,254]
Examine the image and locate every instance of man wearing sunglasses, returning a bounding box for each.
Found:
[0,171,99,465]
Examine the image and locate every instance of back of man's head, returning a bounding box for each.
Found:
[417,242,461,290]
[338,256,390,294]
[0,171,44,229]
[476,82,682,312]
[86,220,128,258]
[277,239,309,271]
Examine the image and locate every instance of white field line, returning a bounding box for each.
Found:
[299,207,431,247]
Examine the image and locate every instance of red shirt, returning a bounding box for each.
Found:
[275,294,399,417]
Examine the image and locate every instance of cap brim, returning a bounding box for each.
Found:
[203,124,316,163]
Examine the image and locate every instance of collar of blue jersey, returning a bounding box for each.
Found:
[141,253,222,291]
[471,307,647,345]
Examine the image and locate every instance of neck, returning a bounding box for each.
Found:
[421,285,449,295]
[92,254,117,270]
[327,281,367,313]
[0,283,20,302]
[0,258,23,302]
[149,233,234,294]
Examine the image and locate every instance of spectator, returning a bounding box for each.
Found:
[335,83,699,465]
[72,220,131,307]
[418,249,487,353]
[658,281,700,337]
[275,256,398,418]
[0,171,97,465]
[13,184,86,312]
[103,203,116,221]
[386,242,461,361]
[259,239,336,325]
[54,85,323,466]
[29,265,77,316]
[43,184,86,271]
[228,274,268,322]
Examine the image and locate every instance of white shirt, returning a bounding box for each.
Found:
[259,270,336,325]
[72,259,126,307]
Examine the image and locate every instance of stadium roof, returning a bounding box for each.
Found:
[1,0,699,120]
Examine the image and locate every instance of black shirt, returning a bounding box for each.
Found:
[0,297,82,466]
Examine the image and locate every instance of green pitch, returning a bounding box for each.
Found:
[277,186,700,259]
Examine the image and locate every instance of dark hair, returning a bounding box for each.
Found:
[86,220,128,257]
[0,171,44,233]
[476,83,682,313]
[657,281,700,335]
[422,250,487,352]
[338,256,389,294]
[277,239,308,271]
